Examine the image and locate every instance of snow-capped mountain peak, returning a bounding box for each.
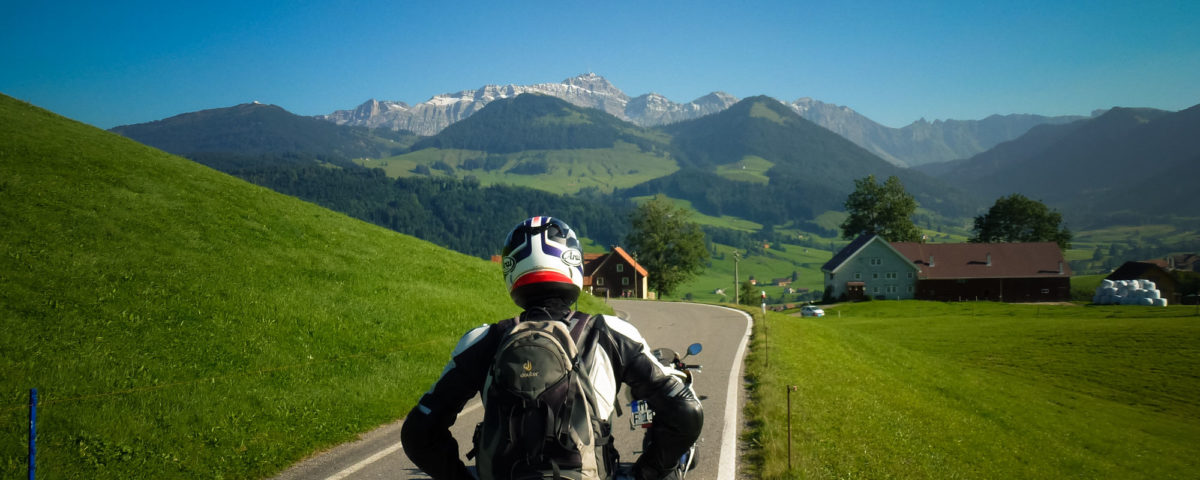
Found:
[317,73,729,135]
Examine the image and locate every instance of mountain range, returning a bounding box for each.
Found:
[918,104,1200,228]
[317,73,1084,167]
[109,86,1199,236]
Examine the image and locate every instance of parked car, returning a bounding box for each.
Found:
[800,305,825,317]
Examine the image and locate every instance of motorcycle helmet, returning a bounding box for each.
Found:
[502,216,584,309]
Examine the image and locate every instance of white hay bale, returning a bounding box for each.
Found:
[1139,298,1155,306]
[1154,298,1168,307]
[1101,279,1115,288]
[1148,289,1161,299]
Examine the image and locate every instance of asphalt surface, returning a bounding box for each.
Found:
[271,300,752,480]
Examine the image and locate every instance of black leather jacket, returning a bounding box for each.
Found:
[400,307,704,480]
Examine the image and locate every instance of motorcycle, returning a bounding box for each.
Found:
[624,342,704,479]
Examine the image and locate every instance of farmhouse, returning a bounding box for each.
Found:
[583,246,650,299]
[891,241,1072,302]
[822,235,920,301]
[824,234,1072,302]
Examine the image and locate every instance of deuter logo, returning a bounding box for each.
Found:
[561,249,582,266]
[520,360,539,378]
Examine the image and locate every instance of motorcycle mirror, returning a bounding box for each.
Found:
[686,343,703,356]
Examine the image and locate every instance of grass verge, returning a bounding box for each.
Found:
[742,301,1200,478]
[0,93,611,478]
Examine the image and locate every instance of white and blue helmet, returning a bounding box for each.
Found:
[502,216,585,309]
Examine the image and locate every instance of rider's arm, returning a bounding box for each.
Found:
[401,321,506,480]
[599,316,704,480]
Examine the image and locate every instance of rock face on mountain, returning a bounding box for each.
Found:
[317,73,1083,167]
[317,73,641,135]
[318,73,741,136]
[627,92,740,126]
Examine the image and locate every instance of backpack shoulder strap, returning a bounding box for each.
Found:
[567,311,593,343]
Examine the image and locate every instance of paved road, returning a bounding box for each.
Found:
[272,301,751,480]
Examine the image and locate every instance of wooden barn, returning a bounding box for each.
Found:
[1107,261,1181,305]
[890,241,1072,302]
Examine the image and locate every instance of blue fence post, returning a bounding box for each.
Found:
[29,388,37,480]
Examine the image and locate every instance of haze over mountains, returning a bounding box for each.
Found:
[316,73,1085,167]
[918,104,1200,228]
[108,77,1200,238]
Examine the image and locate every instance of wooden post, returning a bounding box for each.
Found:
[29,388,37,480]
[787,385,798,471]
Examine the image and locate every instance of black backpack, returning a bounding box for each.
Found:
[473,312,614,480]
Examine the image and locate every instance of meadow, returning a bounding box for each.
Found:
[357,141,678,195]
[0,94,612,478]
[742,301,1200,479]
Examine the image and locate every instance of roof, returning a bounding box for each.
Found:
[1168,253,1199,272]
[821,234,876,272]
[583,246,649,277]
[1107,261,1177,286]
[821,234,918,273]
[890,242,1070,279]
[610,246,649,277]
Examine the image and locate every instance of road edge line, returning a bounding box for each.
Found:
[710,304,753,480]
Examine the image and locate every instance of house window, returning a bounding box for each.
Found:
[1041,288,1050,294]
[597,277,604,286]
[616,264,624,273]
[886,286,896,293]
[886,272,897,279]
[873,286,880,294]
[854,273,862,280]
[908,286,914,293]
[870,257,882,266]
[622,277,630,286]
[872,273,879,279]
[828,273,834,281]
[908,272,914,279]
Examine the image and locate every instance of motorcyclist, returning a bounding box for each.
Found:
[401,216,703,480]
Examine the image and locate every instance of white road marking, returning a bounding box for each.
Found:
[325,304,752,480]
[715,305,753,480]
[324,402,483,480]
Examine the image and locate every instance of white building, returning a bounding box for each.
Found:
[822,234,920,301]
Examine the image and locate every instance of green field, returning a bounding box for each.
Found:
[358,141,679,195]
[630,195,763,232]
[715,155,774,184]
[669,243,833,304]
[0,94,612,478]
[743,301,1200,479]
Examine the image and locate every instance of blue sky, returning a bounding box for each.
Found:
[3,0,1198,129]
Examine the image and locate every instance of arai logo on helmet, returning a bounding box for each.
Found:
[502,256,516,274]
[561,249,583,266]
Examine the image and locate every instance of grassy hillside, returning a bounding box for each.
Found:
[0,94,609,478]
[744,301,1200,478]
[361,141,678,194]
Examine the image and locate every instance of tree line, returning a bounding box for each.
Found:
[195,154,634,258]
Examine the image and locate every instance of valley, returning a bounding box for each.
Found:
[105,86,1200,306]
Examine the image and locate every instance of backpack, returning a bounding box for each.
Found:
[472,311,614,480]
